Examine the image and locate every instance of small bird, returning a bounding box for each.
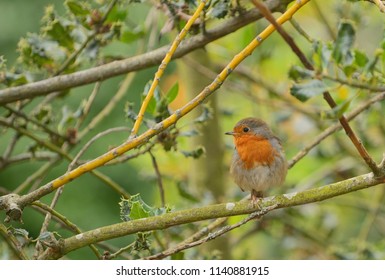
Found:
[225,117,287,204]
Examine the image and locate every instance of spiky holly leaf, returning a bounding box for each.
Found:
[119,194,153,221]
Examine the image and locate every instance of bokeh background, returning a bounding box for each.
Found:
[1,0,385,259]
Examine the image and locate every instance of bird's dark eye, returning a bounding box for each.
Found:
[243,127,250,133]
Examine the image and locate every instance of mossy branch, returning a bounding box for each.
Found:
[37,171,384,259]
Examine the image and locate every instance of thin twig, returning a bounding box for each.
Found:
[14,158,61,194]
[4,105,67,142]
[35,126,131,257]
[0,223,29,259]
[71,127,130,171]
[0,132,20,169]
[32,201,102,259]
[106,142,155,165]
[145,205,277,259]
[149,150,165,207]
[75,82,102,130]
[54,0,119,75]
[78,73,135,139]
[289,91,385,168]
[355,187,385,258]
[106,242,135,260]
[289,18,314,43]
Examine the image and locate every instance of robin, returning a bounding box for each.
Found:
[225,117,287,204]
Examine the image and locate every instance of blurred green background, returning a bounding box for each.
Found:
[1,0,385,260]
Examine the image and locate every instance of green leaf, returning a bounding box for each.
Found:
[130,200,150,220]
[44,19,74,50]
[290,79,328,102]
[321,98,353,120]
[211,0,230,19]
[119,194,153,221]
[134,232,151,251]
[3,72,28,87]
[332,21,355,65]
[312,41,332,71]
[65,0,89,16]
[166,82,179,104]
[106,5,128,23]
[288,65,315,81]
[364,52,380,74]
[354,50,368,67]
[120,27,145,44]
[142,81,157,114]
[181,146,205,159]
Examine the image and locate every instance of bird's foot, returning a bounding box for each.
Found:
[251,190,263,209]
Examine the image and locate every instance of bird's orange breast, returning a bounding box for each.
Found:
[234,134,276,169]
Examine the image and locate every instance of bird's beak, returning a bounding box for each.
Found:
[225,131,235,136]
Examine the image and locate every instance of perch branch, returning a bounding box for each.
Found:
[38,171,385,259]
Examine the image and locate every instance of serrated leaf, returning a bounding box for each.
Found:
[290,79,328,102]
[45,19,74,50]
[332,21,355,65]
[119,194,154,221]
[130,200,150,219]
[66,0,89,16]
[166,82,179,104]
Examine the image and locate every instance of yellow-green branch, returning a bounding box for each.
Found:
[130,0,207,137]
